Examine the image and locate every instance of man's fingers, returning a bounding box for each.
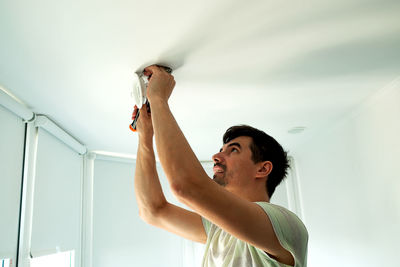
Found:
[139,105,150,118]
[132,105,138,119]
[144,65,162,75]
[143,69,152,77]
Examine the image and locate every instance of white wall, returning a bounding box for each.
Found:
[294,81,400,266]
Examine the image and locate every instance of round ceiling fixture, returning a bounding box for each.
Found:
[288,126,306,134]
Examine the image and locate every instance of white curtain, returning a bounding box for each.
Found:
[0,105,25,260]
[92,158,184,267]
[30,128,83,258]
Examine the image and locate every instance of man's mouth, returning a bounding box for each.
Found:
[213,163,226,173]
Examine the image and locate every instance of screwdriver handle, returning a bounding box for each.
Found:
[129,109,140,132]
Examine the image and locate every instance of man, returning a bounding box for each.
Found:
[133,65,308,266]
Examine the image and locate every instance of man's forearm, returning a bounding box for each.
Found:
[134,139,167,218]
[149,98,206,190]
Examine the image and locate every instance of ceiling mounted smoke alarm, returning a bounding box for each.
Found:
[130,65,171,108]
[131,72,148,107]
[288,126,306,134]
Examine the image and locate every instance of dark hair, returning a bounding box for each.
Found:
[223,125,290,198]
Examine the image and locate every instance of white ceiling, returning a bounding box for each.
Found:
[1,0,399,160]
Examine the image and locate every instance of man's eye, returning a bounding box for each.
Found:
[232,148,238,152]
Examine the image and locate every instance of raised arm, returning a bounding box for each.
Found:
[133,104,166,219]
[133,105,206,243]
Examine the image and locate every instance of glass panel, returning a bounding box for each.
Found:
[0,259,11,267]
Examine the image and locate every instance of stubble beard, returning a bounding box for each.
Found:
[213,172,227,187]
[213,163,228,186]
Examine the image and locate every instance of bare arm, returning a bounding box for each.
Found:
[134,125,166,219]
[133,105,206,243]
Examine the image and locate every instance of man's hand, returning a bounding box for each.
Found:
[144,65,176,103]
[132,104,153,142]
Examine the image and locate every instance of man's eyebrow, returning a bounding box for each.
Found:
[219,142,241,152]
[227,142,241,150]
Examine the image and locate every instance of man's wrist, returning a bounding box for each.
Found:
[138,137,153,151]
[148,96,169,108]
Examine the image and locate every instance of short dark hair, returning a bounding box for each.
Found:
[222,125,290,198]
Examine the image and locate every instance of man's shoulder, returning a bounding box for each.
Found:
[255,202,308,234]
[255,201,299,217]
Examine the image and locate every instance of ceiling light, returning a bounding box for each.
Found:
[288,126,306,134]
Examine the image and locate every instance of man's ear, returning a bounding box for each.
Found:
[255,161,273,178]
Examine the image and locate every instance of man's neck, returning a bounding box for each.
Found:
[227,186,270,203]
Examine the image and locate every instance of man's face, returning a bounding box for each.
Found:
[212,136,257,188]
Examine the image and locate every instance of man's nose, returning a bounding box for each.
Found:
[212,152,224,163]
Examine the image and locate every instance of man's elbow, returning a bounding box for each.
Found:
[138,201,167,225]
[170,179,198,204]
